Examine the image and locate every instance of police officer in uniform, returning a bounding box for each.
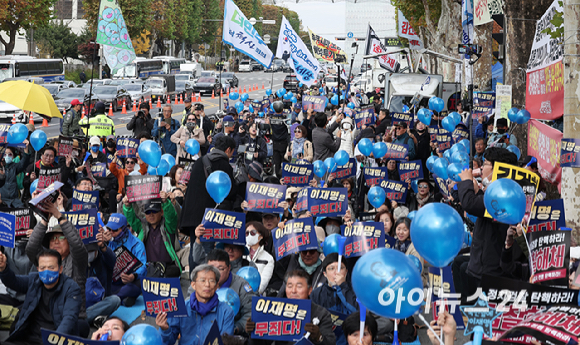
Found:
[79,102,115,137]
[62,99,83,136]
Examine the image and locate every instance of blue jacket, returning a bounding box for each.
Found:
[108,231,148,280]
[160,299,235,345]
[392,132,416,160]
[0,268,81,341]
[88,246,116,296]
[152,117,180,156]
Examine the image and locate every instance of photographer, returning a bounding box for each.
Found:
[191,103,214,155]
[152,105,180,156]
[127,103,154,138]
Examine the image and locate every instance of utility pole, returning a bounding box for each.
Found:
[562,0,580,238]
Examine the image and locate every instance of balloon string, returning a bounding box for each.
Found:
[214,203,221,209]
[417,313,443,345]
[439,267,445,345]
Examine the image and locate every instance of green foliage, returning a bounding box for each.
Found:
[0,0,57,54]
[33,21,79,61]
[390,0,441,35]
[261,5,301,52]
[65,69,98,84]
[541,1,563,40]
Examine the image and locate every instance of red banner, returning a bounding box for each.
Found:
[527,119,562,191]
[526,61,564,120]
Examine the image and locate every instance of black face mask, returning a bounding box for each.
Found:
[497,128,507,134]
[417,128,426,133]
[106,142,116,149]
[175,196,184,205]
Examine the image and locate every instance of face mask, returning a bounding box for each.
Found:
[482,176,492,189]
[91,146,99,153]
[72,150,79,158]
[497,128,507,134]
[88,251,98,263]
[106,142,116,149]
[175,196,184,205]
[4,156,12,164]
[113,227,128,241]
[38,269,59,285]
[343,124,351,130]
[186,122,196,130]
[326,225,340,235]
[246,233,260,247]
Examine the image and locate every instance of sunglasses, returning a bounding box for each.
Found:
[126,161,136,165]
[418,185,429,189]
[294,130,301,133]
[246,229,257,236]
[145,210,159,215]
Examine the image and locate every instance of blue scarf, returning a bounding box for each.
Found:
[394,239,412,253]
[292,137,306,158]
[189,291,219,316]
[221,272,233,288]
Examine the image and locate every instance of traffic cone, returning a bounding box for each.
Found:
[167,94,171,104]
[62,108,66,118]
[29,112,34,125]
[156,98,161,108]
[179,94,183,104]
[211,90,215,99]
[108,103,114,116]
[81,107,86,119]
[132,99,137,112]
[42,118,48,127]
[121,100,127,114]
[11,113,16,124]
[220,89,223,98]
[262,82,265,89]
[149,99,152,108]
[243,86,246,93]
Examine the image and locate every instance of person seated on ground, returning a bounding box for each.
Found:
[205,249,255,335]
[123,192,182,277]
[246,269,336,345]
[109,151,148,204]
[342,311,378,345]
[106,213,147,307]
[157,264,234,345]
[244,221,274,294]
[23,146,72,201]
[90,316,129,341]
[0,249,82,345]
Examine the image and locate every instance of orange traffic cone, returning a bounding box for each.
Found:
[108,103,114,116]
[42,118,49,127]
[262,82,265,89]
[179,94,183,104]
[29,112,34,125]
[149,99,152,108]
[81,107,86,119]
[156,98,161,108]
[121,100,127,114]
[132,100,137,112]
[167,94,171,104]
[220,89,223,98]
[62,108,66,118]
[243,86,246,93]
[11,113,16,124]
[211,90,215,99]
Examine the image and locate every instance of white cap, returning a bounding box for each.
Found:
[571,247,580,260]
[89,136,100,147]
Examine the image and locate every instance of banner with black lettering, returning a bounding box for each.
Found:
[341,222,384,258]
[90,162,107,178]
[177,158,195,186]
[71,189,100,211]
[384,142,408,161]
[116,137,139,158]
[63,208,98,245]
[251,296,311,341]
[113,245,144,283]
[560,138,580,168]
[37,167,61,191]
[0,212,15,248]
[392,112,414,129]
[142,277,187,317]
[245,182,286,214]
[398,160,423,181]
[42,329,118,345]
[302,95,327,113]
[354,106,375,129]
[273,218,318,260]
[281,163,313,187]
[295,187,348,217]
[529,230,570,287]
[29,182,63,222]
[125,175,161,202]
[437,127,452,153]
[57,135,74,157]
[428,266,465,330]
[452,124,470,144]
[528,199,566,232]
[379,179,408,203]
[329,158,356,180]
[363,167,388,187]
[200,208,246,246]
[0,207,31,238]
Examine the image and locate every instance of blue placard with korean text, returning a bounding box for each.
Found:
[251,296,311,341]
[363,167,389,187]
[42,329,118,345]
[295,187,348,217]
[245,182,286,214]
[433,173,450,198]
[452,124,470,144]
[384,142,408,161]
[142,277,187,318]
[378,179,408,203]
[560,138,580,168]
[428,124,439,142]
[200,208,246,246]
[63,208,98,245]
[341,222,385,258]
[528,199,566,233]
[437,127,452,153]
[0,212,15,248]
[398,160,424,181]
[428,266,465,330]
[302,95,327,113]
[71,189,100,211]
[329,158,356,180]
[90,163,107,178]
[273,218,318,260]
[472,92,495,119]
[116,137,140,158]
[392,112,414,129]
[354,105,375,129]
[281,163,313,187]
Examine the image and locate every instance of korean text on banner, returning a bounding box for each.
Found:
[354,106,375,129]
[295,187,348,217]
[125,175,162,202]
[142,277,188,317]
[528,119,562,190]
[561,138,580,168]
[276,16,320,86]
[38,167,61,191]
[308,28,348,63]
[379,179,408,203]
[302,95,327,113]
[528,199,566,233]
[364,167,388,187]
[398,160,424,181]
[329,158,356,180]
[245,182,286,213]
[72,189,100,211]
[428,267,465,330]
[472,92,495,120]
[200,208,246,246]
[529,230,570,287]
[474,0,503,26]
[116,137,139,158]
[0,212,15,248]
[341,222,385,258]
[397,10,424,50]
[58,135,74,156]
[223,0,273,69]
[64,208,98,245]
[251,296,311,341]
[273,217,318,260]
[42,329,118,345]
[0,207,30,238]
[113,245,144,282]
[281,163,313,187]
[364,25,400,72]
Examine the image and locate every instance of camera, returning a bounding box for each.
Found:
[458,44,482,55]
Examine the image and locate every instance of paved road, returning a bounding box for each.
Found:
[35,71,286,139]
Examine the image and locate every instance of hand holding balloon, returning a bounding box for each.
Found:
[427,311,457,345]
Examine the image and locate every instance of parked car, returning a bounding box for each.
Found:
[265,59,285,72]
[250,60,263,71]
[175,74,194,82]
[239,60,251,72]
[281,62,293,73]
[92,85,132,112]
[175,80,194,100]
[53,88,100,111]
[200,71,216,78]
[221,72,239,88]
[193,77,221,95]
[283,74,300,93]
[0,100,25,123]
[52,80,78,88]
[124,83,152,104]
[44,84,68,96]
[110,79,139,86]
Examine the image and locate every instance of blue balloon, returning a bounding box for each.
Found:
[516,109,531,124]
[507,107,520,123]
[323,234,346,256]
[442,116,457,133]
[450,143,467,155]
[451,150,470,168]
[459,139,470,153]
[156,159,170,176]
[447,163,463,182]
[334,150,349,166]
[235,101,244,113]
[248,105,254,113]
[449,112,462,125]
[368,186,386,209]
[433,157,449,180]
[402,105,410,113]
[265,89,272,96]
[185,139,200,156]
[7,123,27,145]
[426,155,437,172]
[30,179,38,195]
[330,95,339,106]
[283,93,291,100]
[507,145,521,160]
[319,87,324,93]
[236,266,261,292]
[352,248,423,318]
[358,138,373,157]
[138,140,162,167]
[206,171,232,204]
[30,130,47,151]
[417,108,432,125]
[161,154,176,170]
[229,92,239,100]
[216,287,240,315]
[241,93,249,102]
[372,142,387,159]
[291,96,297,103]
[410,180,419,194]
[147,165,157,175]
[281,88,287,95]
[324,157,337,173]
[121,324,162,345]
[407,210,417,221]
[258,112,264,118]
[286,92,293,99]
[429,97,445,113]
[347,102,355,109]
[408,254,422,273]
[410,203,464,267]
[484,178,526,224]
[443,149,452,163]
[313,160,327,178]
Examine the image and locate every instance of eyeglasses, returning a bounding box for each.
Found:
[145,210,159,215]
[50,235,66,242]
[418,185,429,189]
[125,161,135,165]
[196,278,217,286]
[187,118,196,122]
[294,130,301,133]
[246,229,257,236]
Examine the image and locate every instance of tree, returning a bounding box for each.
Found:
[133,30,151,55]
[0,0,57,55]
[77,27,99,64]
[32,21,79,61]
[261,5,301,53]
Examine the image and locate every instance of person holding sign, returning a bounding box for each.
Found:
[157,264,234,345]
[152,105,181,157]
[385,122,416,160]
[23,146,71,203]
[0,145,29,208]
[0,248,82,344]
[110,152,148,202]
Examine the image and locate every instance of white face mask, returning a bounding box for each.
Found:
[343,123,351,130]
[246,233,260,247]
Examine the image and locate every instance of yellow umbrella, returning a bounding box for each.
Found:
[0,80,63,119]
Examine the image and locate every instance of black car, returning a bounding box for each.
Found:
[54,88,100,110]
[193,77,221,95]
[175,80,194,100]
[283,74,300,93]
[221,72,239,87]
[250,61,263,71]
[92,85,132,112]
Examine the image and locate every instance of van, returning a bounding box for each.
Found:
[239,60,251,72]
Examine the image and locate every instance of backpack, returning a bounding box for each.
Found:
[397,316,417,342]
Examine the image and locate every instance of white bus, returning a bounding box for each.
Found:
[0,56,64,83]
[153,56,187,75]
[113,58,164,79]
